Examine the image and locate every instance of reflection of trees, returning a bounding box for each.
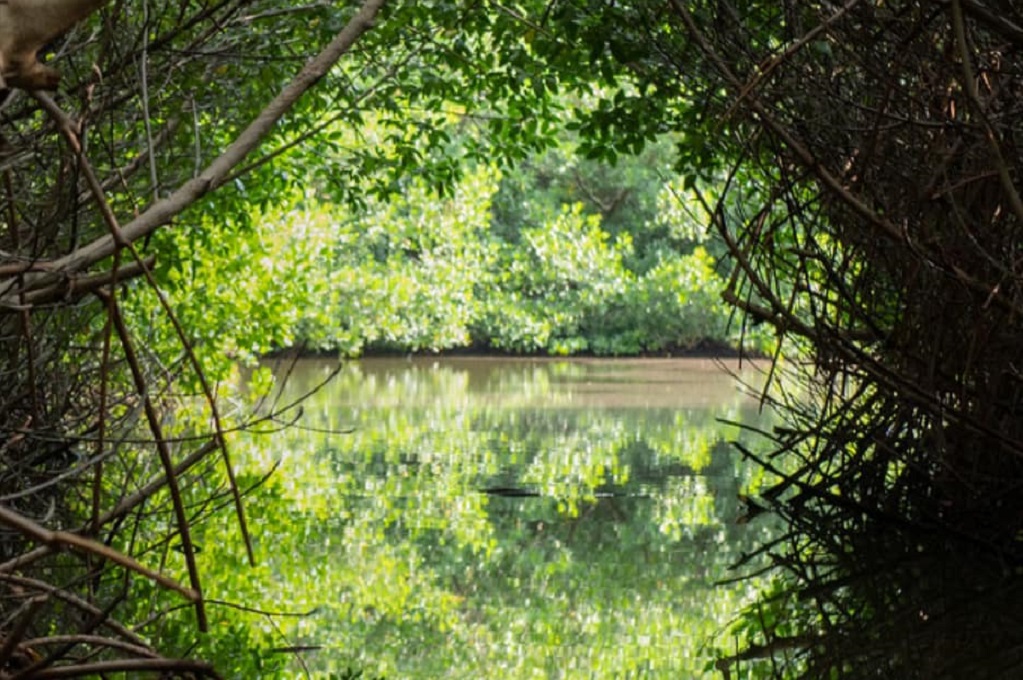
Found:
[226,359,777,676]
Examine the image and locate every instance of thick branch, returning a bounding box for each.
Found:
[3,0,387,302]
[0,505,197,601]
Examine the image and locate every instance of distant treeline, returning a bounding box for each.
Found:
[140,139,769,372]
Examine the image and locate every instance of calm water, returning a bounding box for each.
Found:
[219,357,776,678]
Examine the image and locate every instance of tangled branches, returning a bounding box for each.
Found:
[653,1,1023,677]
[0,1,385,676]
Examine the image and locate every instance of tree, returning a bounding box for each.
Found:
[0,1,647,673]
[0,1,480,674]
[8,0,1019,676]
[540,1,1023,677]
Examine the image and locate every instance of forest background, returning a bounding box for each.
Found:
[155,133,752,365]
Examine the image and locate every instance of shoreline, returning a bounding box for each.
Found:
[263,338,767,362]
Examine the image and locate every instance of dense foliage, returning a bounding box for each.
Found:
[150,148,745,366]
[4,0,1021,677]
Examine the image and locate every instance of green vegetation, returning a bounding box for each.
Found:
[145,140,750,364]
[4,0,1020,677]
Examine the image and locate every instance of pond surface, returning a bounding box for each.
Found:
[215,357,776,678]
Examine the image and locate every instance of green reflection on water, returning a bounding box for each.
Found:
[209,358,776,678]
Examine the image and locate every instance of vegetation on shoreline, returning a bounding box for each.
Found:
[144,142,765,370]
